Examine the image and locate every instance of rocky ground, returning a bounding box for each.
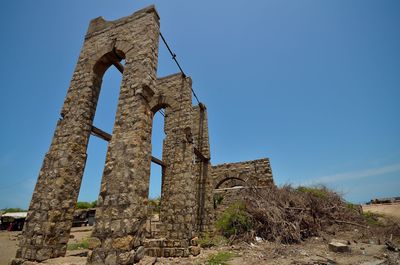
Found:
[1,203,399,265]
[1,227,399,265]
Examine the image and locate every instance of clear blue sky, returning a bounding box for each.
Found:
[0,0,399,209]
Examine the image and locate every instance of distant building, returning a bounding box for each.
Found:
[0,212,27,231]
[72,208,96,227]
[1,209,97,231]
[368,196,400,204]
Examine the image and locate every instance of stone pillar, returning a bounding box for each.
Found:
[160,77,197,245]
[15,5,161,264]
[15,36,103,263]
[191,105,214,232]
[87,7,160,265]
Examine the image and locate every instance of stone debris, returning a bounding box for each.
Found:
[385,240,400,252]
[328,241,350,253]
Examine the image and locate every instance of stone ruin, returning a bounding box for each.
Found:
[13,5,274,265]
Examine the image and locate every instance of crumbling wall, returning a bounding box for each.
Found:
[211,159,274,190]
[207,159,274,227]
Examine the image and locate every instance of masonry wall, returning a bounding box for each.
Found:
[155,74,196,241]
[210,160,274,228]
[211,159,274,189]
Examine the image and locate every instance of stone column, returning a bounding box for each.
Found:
[191,105,214,232]
[88,10,160,265]
[15,48,103,262]
[158,77,197,252]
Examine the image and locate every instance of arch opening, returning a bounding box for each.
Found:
[76,51,125,223]
[146,108,167,237]
[149,109,166,201]
[93,49,126,78]
[215,177,246,189]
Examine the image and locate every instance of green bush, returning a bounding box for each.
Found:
[206,251,236,265]
[296,186,329,199]
[363,211,383,226]
[198,233,227,248]
[1,208,26,213]
[213,193,224,208]
[346,202,357,210]
[148,197,161,214]
[216,201,251,238]
[76,201,96,209]
[67,239,89,250]
[90,200,97,208]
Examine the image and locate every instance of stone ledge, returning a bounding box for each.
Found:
[212,158,271,168]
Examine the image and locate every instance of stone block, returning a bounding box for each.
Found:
[190,237,198,246]
[189,246,201,256]
[104,252,117,265]
[329,241,350,253]
[117,250,135,265]
[173,240,181,247]
[36,247,53,261]
[145,248,155,257]
[111,235,134,251]
[9,258,25,265]
[165,240,174,247]
[87,237,102,250]
[163,248,174,257]
[134,246,145,262]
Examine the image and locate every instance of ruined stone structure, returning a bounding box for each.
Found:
[212,159,274,189]
[14,5,274,264]
[211,159,274,218]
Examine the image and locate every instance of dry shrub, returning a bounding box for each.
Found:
[238,185,365,243]
[367,214,400,241]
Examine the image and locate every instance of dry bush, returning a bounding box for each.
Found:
[236,185,365,243]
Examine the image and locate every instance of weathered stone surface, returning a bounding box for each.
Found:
[134,246,146,262]
[329,241,350,253]
[111,236,134,251]
[21,262,38,265]
[87,237,101,250]
[104,252,117,265]
[189,246,201,256]
[212,159,274,189]
[136,256,157,265]
[9,258,25,265]
[36,247,53,261]
[65,249,88,257]
[117,250,135,265]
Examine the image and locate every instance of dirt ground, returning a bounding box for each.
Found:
[0,230,19,265]
[0,227,91,265]
[363,203,400,219]
[1,226,399,265]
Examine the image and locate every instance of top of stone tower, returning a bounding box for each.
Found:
[86,5,160,38]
